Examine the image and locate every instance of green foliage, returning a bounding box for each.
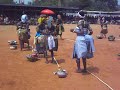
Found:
[33,0,58,6]
[0,0,13,4]
[0,0,118,11]
[1,0,116,11]
[89,0,118,11]
[69,0,91,9]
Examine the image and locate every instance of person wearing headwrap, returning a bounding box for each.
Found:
[71,10,95,73]
[17,12,30,39]
[21,13,28,23]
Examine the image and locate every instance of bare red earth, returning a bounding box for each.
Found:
[0,24,120,90]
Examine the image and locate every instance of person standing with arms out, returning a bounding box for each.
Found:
[56,14,64,40]
[71,10,95,73]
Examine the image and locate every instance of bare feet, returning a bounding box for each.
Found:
[45,61,49,64]
[75,69,82,73]
[51,60,56,64]
[81,69,87,73]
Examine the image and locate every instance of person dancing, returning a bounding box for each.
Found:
[71,10,95,73]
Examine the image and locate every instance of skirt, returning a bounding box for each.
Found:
[101,29,108,34]
[73,36,87,59]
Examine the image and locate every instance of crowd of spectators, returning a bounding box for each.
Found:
[0,13,120,25]
[63,13,120,25]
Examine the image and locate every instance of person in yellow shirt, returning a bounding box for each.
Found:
[38,14,46,25]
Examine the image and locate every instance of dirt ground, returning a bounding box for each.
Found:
[0,24,120,90]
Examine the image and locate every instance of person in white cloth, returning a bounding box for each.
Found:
[71,10,95,73]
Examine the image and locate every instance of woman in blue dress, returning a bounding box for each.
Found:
[71,11,95,73]
[71,23,88,73]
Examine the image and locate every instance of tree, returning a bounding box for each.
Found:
[31,0,118,11]
[107,0,118,11]
[90,0,118,11]
[0,0,13,4]
[66,0,91,9]
[32,0,58,6]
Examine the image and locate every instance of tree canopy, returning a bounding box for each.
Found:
[89,0,118,11]
[32,0,118,11]
[0,0,13,4]
[0,0,118,11]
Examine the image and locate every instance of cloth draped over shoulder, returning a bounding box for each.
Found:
[85,35,95,53]
[85,35,95,59]
[72,21,95,59]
